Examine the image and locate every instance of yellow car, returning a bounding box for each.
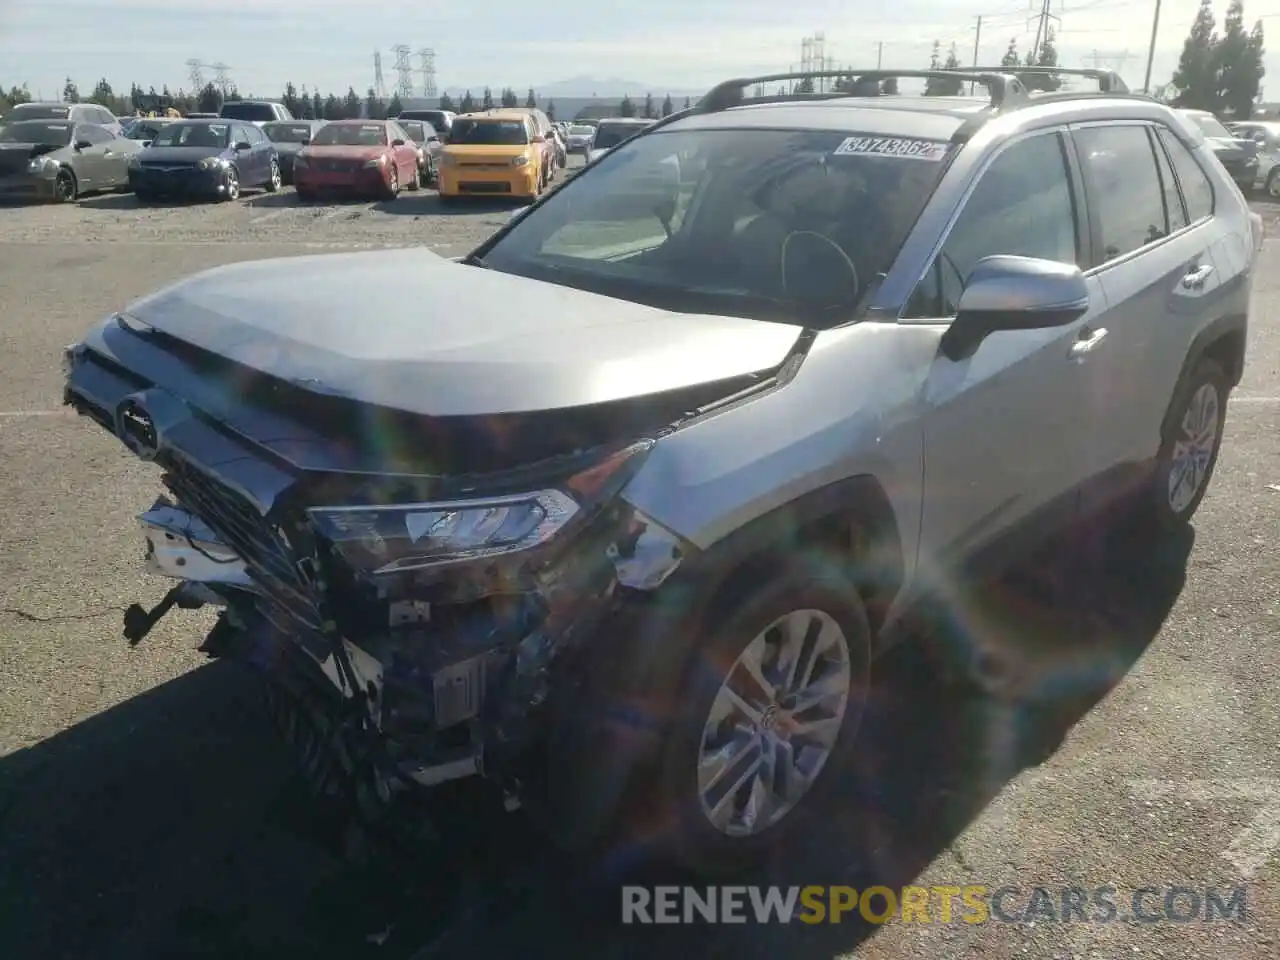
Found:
[436,111,548,202]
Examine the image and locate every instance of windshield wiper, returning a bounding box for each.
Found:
[459,253,489,269]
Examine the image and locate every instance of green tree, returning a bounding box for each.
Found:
[283,82,301,116]
[89,78,114,107]
[525,87,537,108]
[323,93,341,119]
[938,44,965,95]
[312,91,323,118]
[62,77,80,102]
[1001,39,1020,67]
[500,87,517,108]
[619,93,636,116]
[683,96,691,109]
[795,77,815,93]
[343,86,361,118]
[297,91,315,119]
[1173,0,1220,109]
[1216,1,1265,117]
[482,87,495,109]
[545,98,555,120]
[1019,27,1063,91]
[365,87,385,119]
[197,83,223,114]
[641,92,653,118]
[661,93,674,116]
[438,92,454,112]
[460,89,475,113]
[387,93,403,117]
[924,40,948,95]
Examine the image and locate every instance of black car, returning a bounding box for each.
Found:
[1181,109,1259,190]
[262,119,326,184]
[128,118,281,201]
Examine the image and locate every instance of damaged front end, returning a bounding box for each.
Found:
[106,419,690,841]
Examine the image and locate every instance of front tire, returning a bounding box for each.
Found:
[380,164,399,201]
[222,166,240,201]
[264,159,281,193]
[53,168,78,203]
[651,560,872,876]
[1266,168,1280,200]
[1149,356,1229,530]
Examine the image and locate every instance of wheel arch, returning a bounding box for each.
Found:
[1161,313,1247,440]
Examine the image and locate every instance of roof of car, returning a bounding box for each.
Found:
[665,97,980,141]
[457,111,529,122]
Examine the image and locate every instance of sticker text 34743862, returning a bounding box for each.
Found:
[832,136,952,161]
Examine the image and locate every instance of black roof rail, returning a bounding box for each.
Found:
[950,65,1129,93]
[698,69,1028,112]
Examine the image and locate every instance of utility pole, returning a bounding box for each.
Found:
[877,41,884,69]
[1029,0,1060,64]
[971,16,983,94]
[1143,0,1162,93]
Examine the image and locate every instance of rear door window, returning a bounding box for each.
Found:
[1074,123,1170,264]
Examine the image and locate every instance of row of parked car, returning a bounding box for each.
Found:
[0,94,660,205]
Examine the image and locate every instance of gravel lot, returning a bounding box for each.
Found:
[0,179,1278,960]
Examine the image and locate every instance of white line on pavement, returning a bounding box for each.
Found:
[1233,396,1280,404]
[1131,779,1280,879]
[248,209,290,224]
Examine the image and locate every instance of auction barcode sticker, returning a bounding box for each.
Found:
[832,136,952,161]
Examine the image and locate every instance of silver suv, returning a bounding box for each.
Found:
[62,67,1260,876]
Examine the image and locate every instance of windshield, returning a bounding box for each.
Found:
[150,122,230,147]
[220,102,277,122]
[593,123,650,150]
[1188,112,1233,139]
[10,104,72,121]
[263,122,314,143]
[0,120,74,145]
[311,123,387,147]
[398,121,428,142]
[449,119,528,146]
[399,111,448,131]
[482,128,948,326]
[569,125,595,136]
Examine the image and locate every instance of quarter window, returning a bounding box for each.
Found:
[1076,124,1169,263]
[904,131,1078,319]
[1157,127,1214,223]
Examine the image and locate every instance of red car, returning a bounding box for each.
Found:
[292,119,421,201]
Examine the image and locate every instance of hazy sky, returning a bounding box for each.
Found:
[2,0,1279,100]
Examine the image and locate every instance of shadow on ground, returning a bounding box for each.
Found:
[0,519,1193,960]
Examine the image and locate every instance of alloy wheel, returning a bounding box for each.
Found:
[697,608,855,838]
[1168,381,1220,515]
[1268,170,1280,199]
[225,168,239,200]
[269,161,281,190]
[54,171,76,202]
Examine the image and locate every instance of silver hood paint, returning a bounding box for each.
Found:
[121,247,803,417]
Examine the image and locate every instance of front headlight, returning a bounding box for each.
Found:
[197,156,224,170]
[27,156,56,174]
[511,155,530,167]
[364,154,387,168]
[307,441,652,576]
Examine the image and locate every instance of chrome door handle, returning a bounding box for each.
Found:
[1181,264,1214,288]
[1070,326,1108,357]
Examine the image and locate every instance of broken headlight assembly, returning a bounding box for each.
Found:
[306,441,654,580]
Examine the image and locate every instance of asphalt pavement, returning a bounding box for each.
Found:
[0,186,1277,960]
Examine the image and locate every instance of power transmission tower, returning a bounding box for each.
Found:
[374,52,388,100]
[186,59,205,91]
[417,48,437,98]
[391,45,414,99]
[211,63,233,96]
[798,33,829,91]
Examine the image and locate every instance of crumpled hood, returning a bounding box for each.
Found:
[118,247,803,418]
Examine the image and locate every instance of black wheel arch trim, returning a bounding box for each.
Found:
[1161,312,1247,440]
[541,474,903,847]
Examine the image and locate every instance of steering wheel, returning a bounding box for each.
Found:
[780,230,860,306]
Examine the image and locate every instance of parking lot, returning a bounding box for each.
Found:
[1,177,1278,960]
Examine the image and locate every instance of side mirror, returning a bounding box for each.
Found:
[141,140,152,148]
[427,135,440,143]
[74,139,92,151]
[531,135,545,143]
[234,141,251,151]
[940,255,1090,362]
[391,138,406,147]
